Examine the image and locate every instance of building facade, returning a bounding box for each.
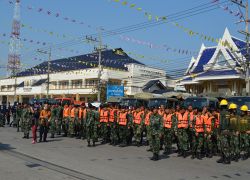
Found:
[179,28,247,97]
[0,49,167,105]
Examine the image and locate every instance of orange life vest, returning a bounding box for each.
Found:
[109,109,117,123]
[204,116,212,133]
[163,113,172,129]
[158,110,165,117]
[133,111,143,125]
[100,109,109,123]
[119,112,128,126]
[195,115,204,133]
[70,108,75,118]
[144,112,152,126]
[63,107,69,118]
[177,112,189,129]
[79,108,87,119]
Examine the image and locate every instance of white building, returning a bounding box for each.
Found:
[0,48,168,104]
[178,28,247,97]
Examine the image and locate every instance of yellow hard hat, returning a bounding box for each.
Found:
[229,103,237,110]
[220,99,228,106]
[240,105,248,112]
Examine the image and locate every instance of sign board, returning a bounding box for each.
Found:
[106,85,124,100]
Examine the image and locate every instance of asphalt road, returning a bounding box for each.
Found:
[0,126,250,180]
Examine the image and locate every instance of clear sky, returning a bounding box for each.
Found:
[0,0,247,78]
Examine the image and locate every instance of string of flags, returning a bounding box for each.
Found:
[211,0,243,19]
[120,35,198,56]
[7,0,99,30]
[108,0,240,45]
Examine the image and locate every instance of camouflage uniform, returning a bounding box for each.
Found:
[56,105,63,135]
[163,114,176,154]
[229,114,240,161]
[86,109,99,146]
[16,106,22,132]
[150,113,163,160]
[133,112,144,146]
[217,109,231,164]
[49,106,58,138]
[109,109,119,145]
[22,107,32,138]
[238,115,250,159]
[0,110,4,127]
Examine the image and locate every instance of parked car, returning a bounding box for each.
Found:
[183,97,219,110]
[147,98,178,109]
[120,98,148,108]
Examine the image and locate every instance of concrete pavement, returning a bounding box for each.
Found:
[1,126,250,180]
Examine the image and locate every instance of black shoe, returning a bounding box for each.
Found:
[224,157,231,164]
[93,142,96,147]
[217,157,224,163]
[87,141,91,147]
[191,154,196,159]
[242,154,248,160]
[63,134,67,137]
[197,153,202,160]
[183,151,188,158]
[50,134,55,138]
[150,154,156,161]
[22,136,26,139]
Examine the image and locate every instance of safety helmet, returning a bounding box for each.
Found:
[220,99,228,106]
[228,103,237,110]
[240,105,248,112]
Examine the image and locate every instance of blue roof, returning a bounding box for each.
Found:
[17,48,144,77]
[232,37,247,56]
[191,48,216,73]
[182,77,192,81]
[197,70,239,77]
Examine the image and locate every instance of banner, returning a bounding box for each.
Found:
[106,85,124,100]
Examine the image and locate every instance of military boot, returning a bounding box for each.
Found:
[50,134,55,138]
[224,157,231,164]
[183,150,188,158]
[87,141,91,147]
[191,153,196,159]
[92,141,96,147]
[197,153,202,160]
[217,156,224,163]
[150,153,159,161]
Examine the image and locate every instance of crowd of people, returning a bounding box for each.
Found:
[0,99,250,164]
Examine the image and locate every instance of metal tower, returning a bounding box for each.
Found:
[8,0,21,76]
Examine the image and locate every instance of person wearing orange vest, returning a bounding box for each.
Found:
[144,108,153,151]
[191,109,205,160]
[158,105,165,117]
[118,107,129,147]
[176,106,189,157]
[163,108,174,155]
[62,104,69,137]
[78,103,87,139]
[109,105,119,145]
[133,107,145,147]
[204,111,216,159]
[99,105,110,144]
[69,104,78,137]
[39,104,51,143]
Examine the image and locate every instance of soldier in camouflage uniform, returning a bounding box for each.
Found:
[163,108,175,155]
[109,105,119,145]
[150,107,163,161]
[239,105,250,160]
[22,104,33,139]
[145,108,153,151]
[118,107,131,147]
[49,105,58,138]
[228,103,240,162]
[86,104,99,147]
[16,104,23,132]
[132,107,145,147]
[69,105,78,137]
[217,99,231,164]
[56,104,63,135]
[0,105,4,127]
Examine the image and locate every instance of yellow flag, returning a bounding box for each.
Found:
[122,1,127,5]
[130,4,136,8]
[137,7,142,11]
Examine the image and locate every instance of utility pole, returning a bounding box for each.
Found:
[37,47,51,98]
[86,32,107,102]
[232,0,249,95]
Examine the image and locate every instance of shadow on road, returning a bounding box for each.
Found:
[0,143,16,151]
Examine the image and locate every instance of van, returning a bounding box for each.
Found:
[147,98,178,109]
[183,97,219,109]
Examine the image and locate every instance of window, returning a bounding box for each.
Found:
[216,52,227,67]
